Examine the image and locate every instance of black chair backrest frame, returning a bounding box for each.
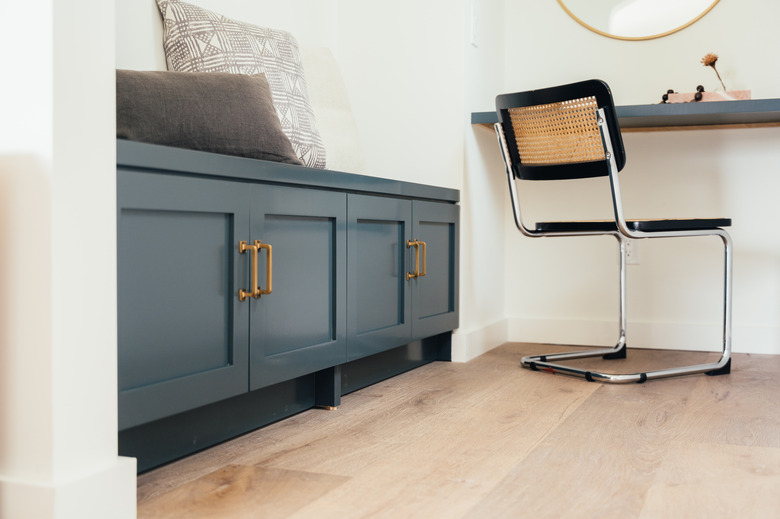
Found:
[496,79,626,181]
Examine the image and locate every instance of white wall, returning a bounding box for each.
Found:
[501,1,777,104]
[334,0,464,188]
[0,0,136,518]
[495,0,780,354]
[455,0,510,360]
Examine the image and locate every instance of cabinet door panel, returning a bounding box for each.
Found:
[262,214,336,354]
[118,171,249,430]
[412,201,459,339]
[120,209,232,386]
[347,194,412,360]
[354,219,406,333]
[250,186,346,390]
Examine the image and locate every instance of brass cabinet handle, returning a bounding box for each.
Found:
[407,239,420,280]
[258,241,272,295]
[239,240,258,301]
[238,240,272,301]
[418,240,426,278]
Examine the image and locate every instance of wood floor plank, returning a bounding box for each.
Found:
[250,344,597,477]
[137,465,349,519]
[675,358,780,448]
[465,376,698,518]
[640,442,780,518]
[555,346,723,376]
[135,344,780,518]
[282,344,600,518]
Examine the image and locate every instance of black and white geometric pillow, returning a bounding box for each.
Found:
[156,0,326,169]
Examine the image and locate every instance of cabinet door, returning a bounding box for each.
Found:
[411,201,460,340]
[249,185,347,390]
[117,171,250,430]
[347,194,412,360]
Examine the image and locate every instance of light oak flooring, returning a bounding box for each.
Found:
[137,343,780,518]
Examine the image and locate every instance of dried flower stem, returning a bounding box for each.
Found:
[711,65,727,91]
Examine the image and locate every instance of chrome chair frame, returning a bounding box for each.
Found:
[494,85,732,383]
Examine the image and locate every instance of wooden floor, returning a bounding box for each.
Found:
[137,343,780,518]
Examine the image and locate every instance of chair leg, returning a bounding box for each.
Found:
[521,231,733,384]
[603,233,628,359]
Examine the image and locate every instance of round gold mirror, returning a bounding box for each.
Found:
[557,0,720,41]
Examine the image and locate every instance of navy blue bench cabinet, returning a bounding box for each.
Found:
[117,140,459,471]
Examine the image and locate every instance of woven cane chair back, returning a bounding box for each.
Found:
[496,80,625,180]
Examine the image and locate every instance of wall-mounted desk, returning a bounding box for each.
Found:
[472,98,780,132]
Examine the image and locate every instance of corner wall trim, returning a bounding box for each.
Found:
[451,319,509,362]
[507,317,780,356]
[0,456,137,519]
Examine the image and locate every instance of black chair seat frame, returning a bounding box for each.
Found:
[494,80,732,383]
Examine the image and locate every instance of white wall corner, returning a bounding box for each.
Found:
[0,457,136,519]
[451,319,509,362]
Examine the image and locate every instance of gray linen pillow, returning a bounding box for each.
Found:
[116,69,303,165]
[155,0,326,169]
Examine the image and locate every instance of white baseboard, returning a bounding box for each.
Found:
[507,317,780,356]
[0,456,136,519]
[451,319,508,362]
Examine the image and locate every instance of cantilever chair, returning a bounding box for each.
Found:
[494,79,732,383]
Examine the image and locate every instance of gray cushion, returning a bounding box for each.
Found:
[155,0,326,169]
[116,69,303,165]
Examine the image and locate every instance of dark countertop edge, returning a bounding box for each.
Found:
[471,111,499,125]
[117,139,460,204]
[472,98,780,128]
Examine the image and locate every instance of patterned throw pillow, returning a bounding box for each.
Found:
[156,0,326,169]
